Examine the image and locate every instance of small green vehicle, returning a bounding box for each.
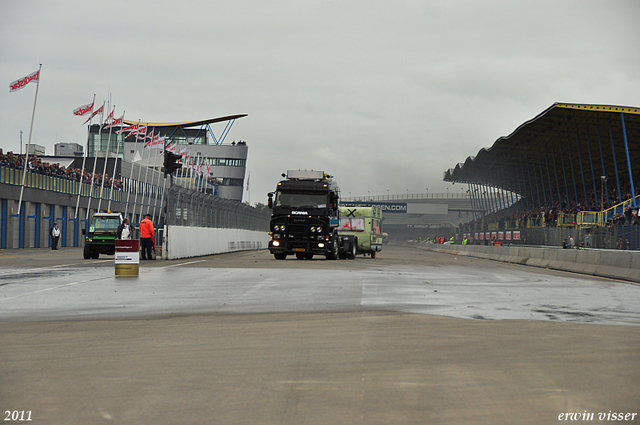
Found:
[338,206,383,258]
[83,212,123,259]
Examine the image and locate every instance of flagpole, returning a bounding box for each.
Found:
[85,102,105,224]
[17,64,42,216]
[98,105,116,212]
[74,94,96,219]
[141,128,154,215]
[133,127,149,223]
[124,120,141,219]
[149,135,163,220]
[157,167,168,229]
[188,145,195,190]
[108,110,125,212]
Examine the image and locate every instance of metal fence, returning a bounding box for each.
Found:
[515,225,639,250]
[165,184,270,231]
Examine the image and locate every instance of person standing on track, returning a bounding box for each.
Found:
[139,214,155,260]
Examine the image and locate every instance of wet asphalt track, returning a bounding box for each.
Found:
[0,244,639,325]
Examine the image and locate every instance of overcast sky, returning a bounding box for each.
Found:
[1,0,639,204]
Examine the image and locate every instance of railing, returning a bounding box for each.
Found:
[343,192,470,202]
[577,211,606,227]
[557,214,576,228]
[526,218,543,228]
[566,196,640,227]
[0,164,122,202]
[604,195,640,220]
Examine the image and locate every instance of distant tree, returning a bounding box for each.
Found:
[253,202,270,212]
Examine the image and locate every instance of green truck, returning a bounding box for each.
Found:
[338,206,383,258]
[83,212,123,259]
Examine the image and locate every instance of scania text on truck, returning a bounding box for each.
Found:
[267,170,357,260]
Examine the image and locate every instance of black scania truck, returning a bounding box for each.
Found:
[267,170,357,260]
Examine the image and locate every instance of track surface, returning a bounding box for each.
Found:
[1,244,639,424]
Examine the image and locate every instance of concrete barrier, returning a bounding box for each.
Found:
[416,243,640,284]
[164,225,270,260]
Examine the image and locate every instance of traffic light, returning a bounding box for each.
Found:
[164,151,183,176]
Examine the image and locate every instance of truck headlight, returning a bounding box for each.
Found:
[272,240,280,247]
[316,226,322,233]
[318,243,325,248]
[310,226,316,232]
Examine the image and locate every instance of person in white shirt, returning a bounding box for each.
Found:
[50,222,61,250]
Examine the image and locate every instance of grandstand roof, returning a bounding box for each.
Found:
[122,114,247,128]
[443,103,640,198]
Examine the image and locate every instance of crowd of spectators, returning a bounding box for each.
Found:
[0,149,122,190]
[468,180,640,229]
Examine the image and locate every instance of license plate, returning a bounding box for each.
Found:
[293,248,305,252]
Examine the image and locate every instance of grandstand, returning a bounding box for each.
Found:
[443,103,640,249]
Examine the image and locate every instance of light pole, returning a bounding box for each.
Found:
[600,176,607,211]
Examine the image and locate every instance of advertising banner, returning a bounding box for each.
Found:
[115,240,140,277]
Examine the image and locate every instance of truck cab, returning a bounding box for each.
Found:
[83,212,123,259]
[267,170,356,260]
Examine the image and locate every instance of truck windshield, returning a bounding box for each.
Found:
[275,192,327,209]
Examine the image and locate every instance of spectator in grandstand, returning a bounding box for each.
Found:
[624,206,633,225]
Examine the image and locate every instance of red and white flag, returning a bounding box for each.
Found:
[144,135,163,149]
[105,113,124,129]
[73,101,94,116]
[116,123,138,135]
[102,109,114,126]
[134,127,148,139]
[83,103,105,124]
[9,70,40,92]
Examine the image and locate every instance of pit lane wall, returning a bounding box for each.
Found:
[417,244,640,283]
[163,225,270,260]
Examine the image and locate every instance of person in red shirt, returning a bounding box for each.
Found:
[139,213,155,260]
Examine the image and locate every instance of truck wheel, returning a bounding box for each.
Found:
[304,253,314,260]
[347,240,357,260]
[325,238,338,260]
[371,251,376,259]
[274,252,287,260]
[83,244,91,259]
[92,251,100,259]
